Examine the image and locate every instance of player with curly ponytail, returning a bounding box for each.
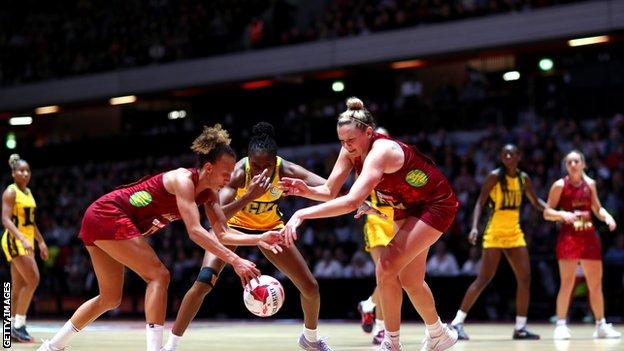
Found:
[38,125,283,351]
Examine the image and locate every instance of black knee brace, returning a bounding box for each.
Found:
[196,267,218,287]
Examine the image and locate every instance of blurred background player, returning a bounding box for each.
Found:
[164,122,333,351]
[280,97,459,351]
[544,150,620,340]
[1,154,48,343]
[355,127,394,345]
[37,125,281,351]
[450,144,545,340]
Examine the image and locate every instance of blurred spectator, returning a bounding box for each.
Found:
[313,248,343,278]
[343,251,375,278]
[461,246,482,276]
[427,241,460,276]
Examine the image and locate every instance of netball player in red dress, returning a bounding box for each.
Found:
[544,150,620,340]
[279,98,459,351]
[37,125,282,351]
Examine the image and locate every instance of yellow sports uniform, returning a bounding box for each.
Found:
[363,191,395,252]
[228,157,285,232]
[482,174,526,249]
[2,184,37,262]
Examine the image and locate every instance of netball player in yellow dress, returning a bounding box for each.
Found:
[450,144,546,340]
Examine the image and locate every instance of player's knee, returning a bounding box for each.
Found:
[402,281,426,296]
[376,258,399,283]
[196,267,219,291]
[99,294,122,310]
[153,265,170,285]
[517,272,531,287]
[25,272,40,289]
[476,271,495,286]
[586,279,602,292]
[300,277,319,299]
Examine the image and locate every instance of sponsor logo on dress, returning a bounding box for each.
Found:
[405,169,428,187]
[268,185,282,197]
[129,191,153,207]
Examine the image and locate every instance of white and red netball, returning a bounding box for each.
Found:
[243,275,285,317]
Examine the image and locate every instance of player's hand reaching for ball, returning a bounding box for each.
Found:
[278,177,310,197]
[259,230,284,254]
[282,212,303,247]
[232,257,260,287]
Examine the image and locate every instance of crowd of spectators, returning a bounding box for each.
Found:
[0,0,583,85]
[1,111,622,314]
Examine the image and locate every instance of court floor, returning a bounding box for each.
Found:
[11,320,623,350]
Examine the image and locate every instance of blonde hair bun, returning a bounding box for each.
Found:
[8,154,20,168]
[346,97,364,111]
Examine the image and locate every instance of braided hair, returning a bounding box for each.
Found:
[249,122,278,157]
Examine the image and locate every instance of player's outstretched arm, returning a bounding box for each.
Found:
[281,146,386,247]
[279,148,352,201]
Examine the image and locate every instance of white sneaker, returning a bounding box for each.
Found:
[421,324,458,351]
[593,323,621,339]
[553,325,571,340]
[378,339,401,351]
[37,340,67,351]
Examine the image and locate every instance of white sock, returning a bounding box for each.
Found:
[14,314,26,328]
[373,319,385,334]
[451,310,467,326]
[556,319,567,327]
[49,320,80,349]
[596,318,606,326]
[384,329,400,344]
[360,296,376,313]
[146,323,164,351]
[515,316,527,330]
[426,318,444,337]
[164,332,182,351]
[303,326,318,342]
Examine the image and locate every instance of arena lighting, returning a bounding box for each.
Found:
[241,80,273,90]
[168,110,187,120]
[5,132,16,149]
[332,81,345,92]
[35,105,60,114]
[9,116,33,126]
[539,58,554,72]
[568,35,610,47]
[391,59,425,69]
[503,71,520,81]
[109,95,137,105]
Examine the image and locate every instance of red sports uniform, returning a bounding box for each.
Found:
[79,169,213,246]
[555,176,601,260]
[354,133,458,232]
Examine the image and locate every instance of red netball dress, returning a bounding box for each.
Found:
[79,168,213,246]
[354,133,458,232]
[555,176,601,260]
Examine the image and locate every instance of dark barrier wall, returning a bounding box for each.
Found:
[32,263,623,322]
